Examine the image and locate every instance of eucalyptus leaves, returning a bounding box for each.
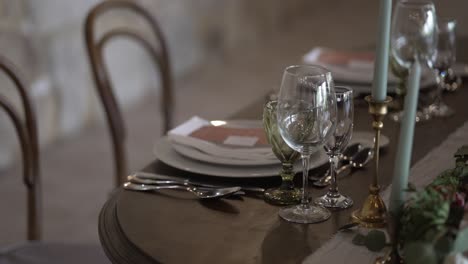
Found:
[346,146,468,264]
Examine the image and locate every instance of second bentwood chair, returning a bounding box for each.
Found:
[0,57,110,264]
[85,0,173,187]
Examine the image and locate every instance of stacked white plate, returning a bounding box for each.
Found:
[302,47,468,96]
[153,117,390,178]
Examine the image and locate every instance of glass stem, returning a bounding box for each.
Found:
[279,162,294,190]
[300,154,311,205]
[435,70,446,105]
[436,71,447,105]
[328,154,339,195]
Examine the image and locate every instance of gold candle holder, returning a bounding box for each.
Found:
[352,95,392,228]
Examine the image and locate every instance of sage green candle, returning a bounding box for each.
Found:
[372,0,392,102]
[389,61,421,215]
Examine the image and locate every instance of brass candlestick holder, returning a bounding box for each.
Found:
[352,95,392,228]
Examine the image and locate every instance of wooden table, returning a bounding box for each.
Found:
[99,82,468,264]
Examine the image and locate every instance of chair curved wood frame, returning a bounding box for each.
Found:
[0,56,41,240]
[85,0,173,187]
[0,57,41,241]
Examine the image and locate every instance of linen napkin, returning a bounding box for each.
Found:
[168,116,276,161]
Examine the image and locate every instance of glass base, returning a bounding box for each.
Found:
[278,203,331,224]
[429,102,455,117]
[314,192,353,209]
[264,187,301,205]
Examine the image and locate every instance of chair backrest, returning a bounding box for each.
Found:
[85,0,173,187]
[0,56,41,241]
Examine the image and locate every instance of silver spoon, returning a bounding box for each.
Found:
[312,147,373,187]
[123,182,242,199]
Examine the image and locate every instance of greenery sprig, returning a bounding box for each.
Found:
[345,146,468,264]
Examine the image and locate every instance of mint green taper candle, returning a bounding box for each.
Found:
[372,0,392,102]
[389,61,421,215]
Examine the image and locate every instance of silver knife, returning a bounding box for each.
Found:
[133,172,265,193]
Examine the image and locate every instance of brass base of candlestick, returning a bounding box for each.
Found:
[352,185,387,228]
[353,95,392,228]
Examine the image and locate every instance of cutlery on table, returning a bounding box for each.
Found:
[312,147,373,188]
[309,143,363,182]
[127,175,246,195]
[123,182,242,199]
[132,172,266,193]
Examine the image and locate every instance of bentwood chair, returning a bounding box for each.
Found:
[85,0,173,187]
[0,57,110,264]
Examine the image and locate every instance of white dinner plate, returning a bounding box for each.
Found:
[172,129,388,167]
[154,137,325,178]
[153,132,389,178]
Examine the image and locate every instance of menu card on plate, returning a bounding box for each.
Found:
[168,116,275,161]
[189,126,269,148]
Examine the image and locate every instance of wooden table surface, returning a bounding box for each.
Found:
[99,80,468,264]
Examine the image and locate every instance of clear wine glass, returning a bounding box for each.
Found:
[315,86,354,209]
[276,65,336,224]
[391,0,438,70]
[429,18,456,117]
[390,0,438,120]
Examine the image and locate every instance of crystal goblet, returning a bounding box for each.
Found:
[263,100,301,205]
[276,65,336,224]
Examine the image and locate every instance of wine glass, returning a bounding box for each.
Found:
[315,86,354,209]
[262,100,301,205]
[276,65,336,224]
[390,0,438,120]
[391,0,438,70]
[429,18,456,117]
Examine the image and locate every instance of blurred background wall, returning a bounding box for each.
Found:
[0,0,466,169]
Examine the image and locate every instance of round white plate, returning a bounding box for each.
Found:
[172,128,388,167]
[153,132,389,178]
[154,137,327,178]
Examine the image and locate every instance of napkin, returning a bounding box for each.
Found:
[168,116,276,161]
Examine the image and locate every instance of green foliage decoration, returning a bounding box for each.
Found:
[346,146,468,264]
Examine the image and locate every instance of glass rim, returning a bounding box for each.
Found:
[283,64,332,77]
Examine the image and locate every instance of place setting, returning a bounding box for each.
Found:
[121,90,390,203]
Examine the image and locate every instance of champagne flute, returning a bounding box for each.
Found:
[276,65,336,224]
[429,18,456,117]
[315,86,354,209]
[263,100,301,205]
